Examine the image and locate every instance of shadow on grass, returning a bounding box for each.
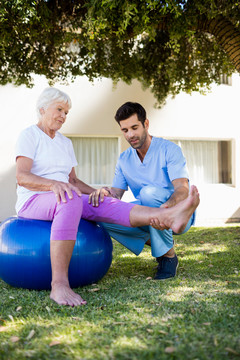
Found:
[0,227,239,360]
[0,284,239,360]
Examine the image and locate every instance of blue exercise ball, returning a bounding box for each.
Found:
[0,217,113,290]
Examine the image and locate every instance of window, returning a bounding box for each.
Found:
[68,136,119,186]
[220,74,232,86]
[170,139,232,185]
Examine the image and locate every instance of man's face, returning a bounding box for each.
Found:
[119,114,149,150]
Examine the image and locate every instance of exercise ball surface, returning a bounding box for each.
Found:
[0,217,112,290]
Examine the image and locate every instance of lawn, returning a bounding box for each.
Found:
[0,226,239,360]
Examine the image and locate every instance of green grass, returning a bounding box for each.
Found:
[0,227,240,360]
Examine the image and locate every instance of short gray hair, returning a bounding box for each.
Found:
[36,87,72,119]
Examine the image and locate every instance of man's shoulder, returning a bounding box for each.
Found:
[119,146,133,159]
[153,137,180,151]
[116,147,136,169]
[153,136,176,146]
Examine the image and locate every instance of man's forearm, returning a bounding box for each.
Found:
[70,178,95,195]
[101,186,124,200]
[164,187,189,208]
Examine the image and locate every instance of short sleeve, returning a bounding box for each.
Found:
[112,159,128,190]
[67,139,78,168]
[15,128,38,161]
[166,142,189,181]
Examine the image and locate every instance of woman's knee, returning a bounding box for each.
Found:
[139,186,171,207]
[67,191,83,211]
[54,191,83,221]
[51,192,83,240]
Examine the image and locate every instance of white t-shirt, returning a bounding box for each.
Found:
[15,125,78,213]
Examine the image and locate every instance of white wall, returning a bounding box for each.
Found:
[0,75,158,220]
[0,74,240,225]
[148,75,240,225]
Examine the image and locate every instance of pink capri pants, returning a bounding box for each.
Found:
[18,192,135,241]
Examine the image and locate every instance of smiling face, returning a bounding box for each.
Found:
[119,114,150,150]
[38,101,70,138]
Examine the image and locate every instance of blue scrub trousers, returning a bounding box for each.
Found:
[100,186,195,258]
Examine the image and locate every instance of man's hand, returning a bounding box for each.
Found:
[150,218,170,231]
[88,187,111,207]
[51,181,82,204]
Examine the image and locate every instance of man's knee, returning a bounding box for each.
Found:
[139,186,171,207]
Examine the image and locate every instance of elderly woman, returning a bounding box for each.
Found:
[15,87,199,307]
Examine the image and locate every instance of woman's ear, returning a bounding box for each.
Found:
[39,107,45,116]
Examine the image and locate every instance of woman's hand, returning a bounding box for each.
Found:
[51,181,82,204]
[88,187,111,207]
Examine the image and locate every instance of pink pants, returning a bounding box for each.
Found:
[18,192,135,241]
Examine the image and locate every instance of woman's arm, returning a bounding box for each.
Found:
[68,168,96,195]
[16,156,81,203]
[16,156,55,191]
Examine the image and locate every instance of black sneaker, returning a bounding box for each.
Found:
[154,254,178,280]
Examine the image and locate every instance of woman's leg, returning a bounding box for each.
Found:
[50,240,86,306]
[49,192,86,306]
[129,185,199,233]
[82,185,199,234]
[18,192,86,307]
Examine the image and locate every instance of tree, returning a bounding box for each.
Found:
[1,0,240,106]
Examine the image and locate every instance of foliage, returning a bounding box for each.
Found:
[0,226,240,359]
[0,1,239,105]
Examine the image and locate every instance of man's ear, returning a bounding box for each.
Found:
[144,119,149,129]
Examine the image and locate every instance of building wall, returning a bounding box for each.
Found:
[0,74,239,225]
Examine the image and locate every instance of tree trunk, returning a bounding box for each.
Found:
[199,15,240,73]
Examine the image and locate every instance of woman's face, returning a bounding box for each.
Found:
[40,101,70,133]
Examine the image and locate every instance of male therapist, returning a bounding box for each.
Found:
[89,102,195,280]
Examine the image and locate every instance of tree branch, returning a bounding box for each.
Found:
[198,15,240,72]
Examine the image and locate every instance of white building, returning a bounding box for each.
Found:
[0,73,239,225]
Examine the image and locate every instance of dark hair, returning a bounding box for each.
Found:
[115,102,146,126]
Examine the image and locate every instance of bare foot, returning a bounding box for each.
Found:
[50,283,87,306]
[152,185,200,233]
[167,185,199,233]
